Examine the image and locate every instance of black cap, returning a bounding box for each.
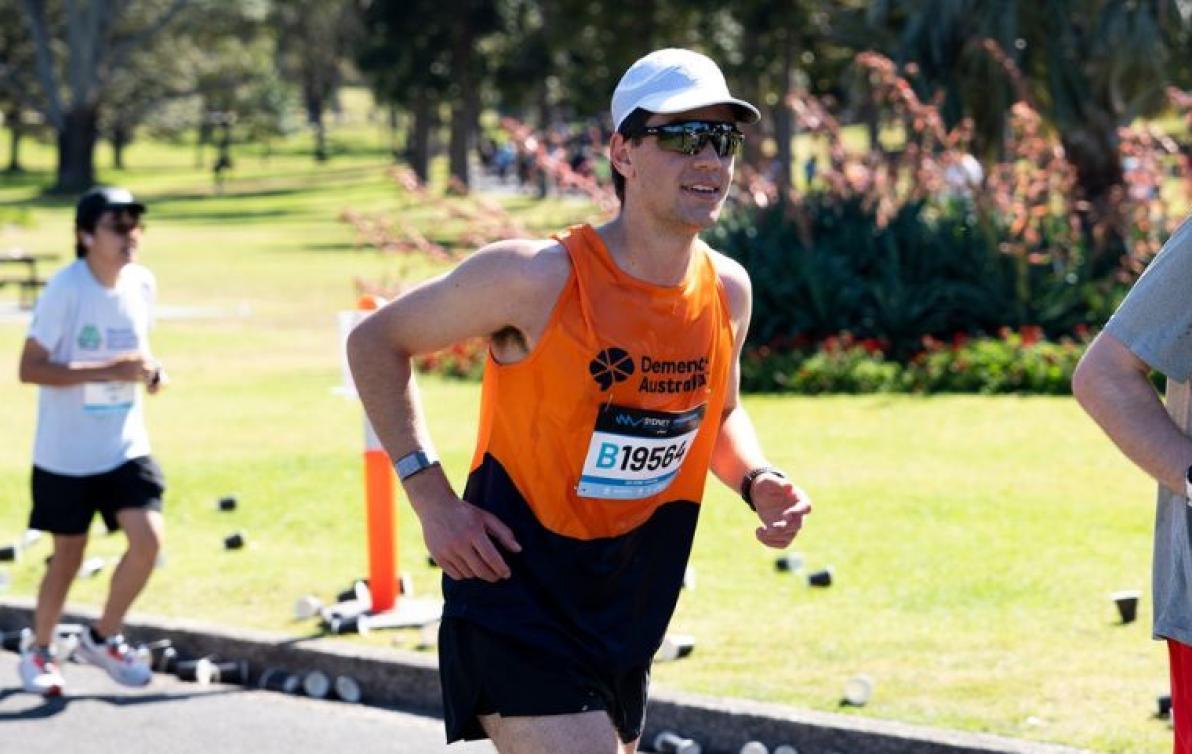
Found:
[75,186,146,228]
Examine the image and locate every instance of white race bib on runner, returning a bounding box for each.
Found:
[83,382,135,413]
[577,403,705,500]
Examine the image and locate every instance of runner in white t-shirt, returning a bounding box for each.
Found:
[16,187,167,696]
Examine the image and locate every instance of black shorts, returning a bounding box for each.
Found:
[439,618,649,744]
[30,456,165,536]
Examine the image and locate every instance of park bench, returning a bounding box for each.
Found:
[0,249,56,310]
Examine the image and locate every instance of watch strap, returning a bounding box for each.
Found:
[395,450,440,482]
[741,466,786,511]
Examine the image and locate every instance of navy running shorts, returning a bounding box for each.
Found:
[439,617,649,745]
[30,456,165,536]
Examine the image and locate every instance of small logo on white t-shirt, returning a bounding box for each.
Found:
[77,324,101,350]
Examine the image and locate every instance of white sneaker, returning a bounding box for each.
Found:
[76,630,152,687]
[18,646,65,696]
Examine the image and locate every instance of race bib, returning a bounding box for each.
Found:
[578,403,705,500]
[83,382,135,413]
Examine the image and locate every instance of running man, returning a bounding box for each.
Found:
[348,49,812,753]
[17,187,166,696]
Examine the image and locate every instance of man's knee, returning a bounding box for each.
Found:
[117,510,163,561]
[127,530,161,563]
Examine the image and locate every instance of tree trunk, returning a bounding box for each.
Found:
[448,13,475,190]
[6,109,23,173]
[216,122,233,167]
[449,100,469,190]
[536,0,554,129]
[388,105,399,161]
[196,119,212,168]
[633,0,656,51]
[1062,122,1126,267]
[773,42,795,196]
[1062,125,1124,209]
[865,101,882,155]
[739,33,763,169]
[313,113,328,162]
[111,124,130,170]
[55,106,98,193]
[309,93,328,162]
[409,90,431,183]
[212,120,233,193]
[537,83,552,131]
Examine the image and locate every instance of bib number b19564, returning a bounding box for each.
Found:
[578,403,705,500]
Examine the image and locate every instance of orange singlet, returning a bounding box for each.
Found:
[446,223,734,670]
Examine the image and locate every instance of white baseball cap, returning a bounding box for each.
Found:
[611,48,760,132]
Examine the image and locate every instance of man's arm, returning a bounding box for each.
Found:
[1072,331,1192,494]
[18,338,155,386]
[347,240,567,581]
[708,252,812,549]
[19,275,158,388]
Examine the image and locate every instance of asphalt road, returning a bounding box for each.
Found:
[0,650,495,754]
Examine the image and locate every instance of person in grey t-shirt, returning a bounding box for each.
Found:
[1073,216,1192,754]
[16,187,167,697]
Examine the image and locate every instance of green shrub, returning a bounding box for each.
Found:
[707,196,1127,360]
[742,329,1092,395]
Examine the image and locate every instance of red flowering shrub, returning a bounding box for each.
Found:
[413,338,488,381]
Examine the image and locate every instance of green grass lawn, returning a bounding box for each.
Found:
[0,106,1172,753]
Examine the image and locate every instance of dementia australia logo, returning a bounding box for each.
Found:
[589,348,635,390]
[589,349,709,394]
[77,324,101,350]
[638,355,708,394]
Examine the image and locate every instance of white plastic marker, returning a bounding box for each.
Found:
[334,675,362,703]
[302,669,331,698]
[78,556,105,579]
[842,674,874,706]
[655,634,696,662]
[293,594,323,620]
[653,731,702,754]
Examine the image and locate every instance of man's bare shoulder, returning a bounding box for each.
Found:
[467,238,572,294]
[703,245,751,319]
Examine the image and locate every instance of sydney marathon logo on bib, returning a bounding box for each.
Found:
[588,348,708,395]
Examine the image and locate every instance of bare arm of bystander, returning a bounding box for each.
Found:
[18,338,157,387]
[1073,330,1192,494]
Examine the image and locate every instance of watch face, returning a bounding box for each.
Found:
[397,452,427,478]
[397,451,438,480]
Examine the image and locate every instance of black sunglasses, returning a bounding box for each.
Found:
[629,120,744,158]
[97,219,145,236]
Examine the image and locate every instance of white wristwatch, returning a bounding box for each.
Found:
[1185,465,1192,504]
